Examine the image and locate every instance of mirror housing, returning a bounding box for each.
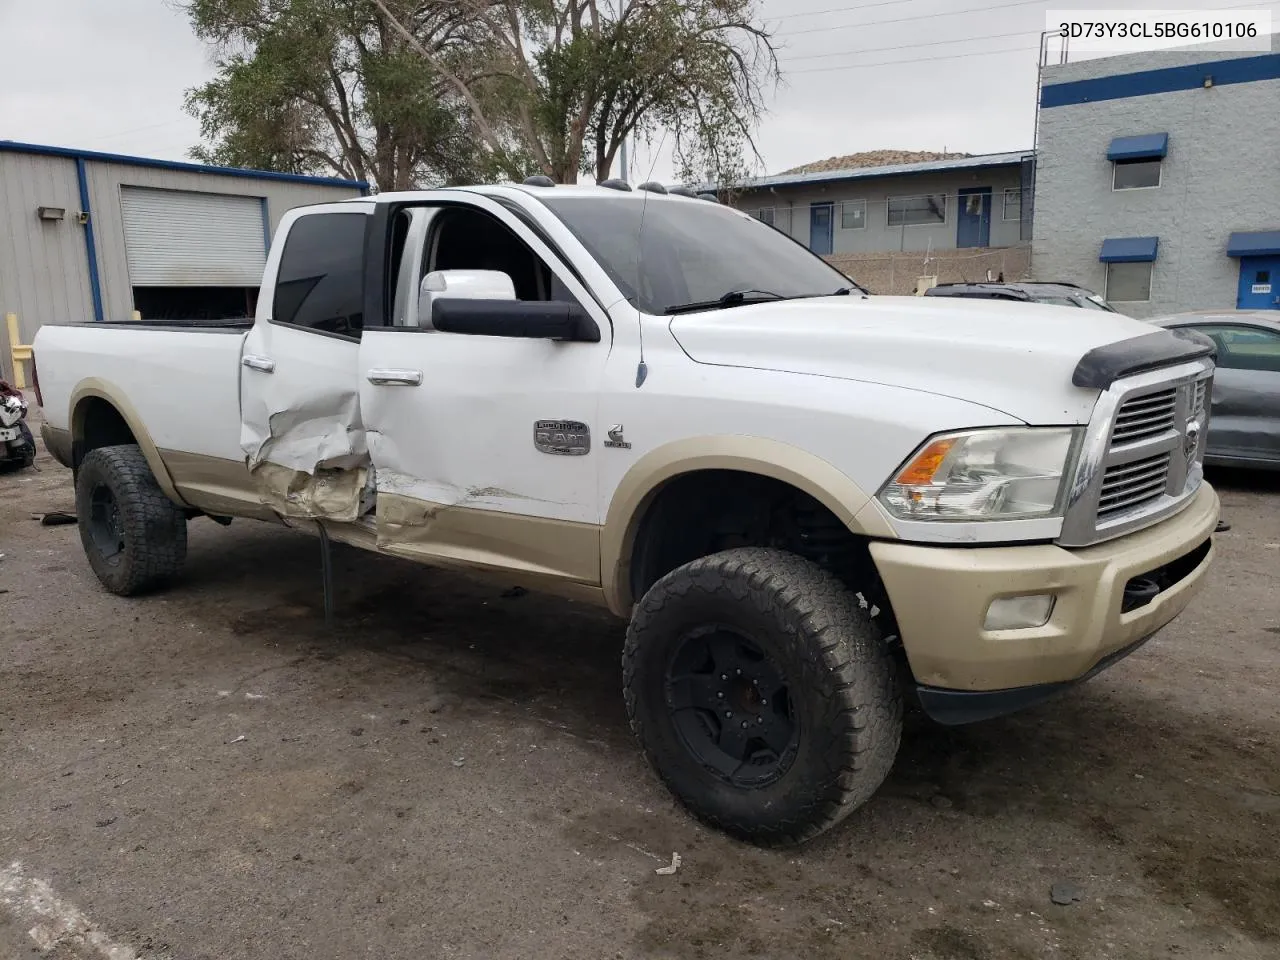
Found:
[418,269,516,329]
[431,299,601,343]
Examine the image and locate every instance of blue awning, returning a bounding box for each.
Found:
[1107,133,1168,161]
[1099,237,1159,263]
[1227,230,1280,257]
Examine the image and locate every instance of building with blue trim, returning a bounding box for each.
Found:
[0,141,367,367]
[711,150,1035,295]
[1032,34,1280,316]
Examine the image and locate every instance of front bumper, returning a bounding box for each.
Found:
[869,483,1219,716]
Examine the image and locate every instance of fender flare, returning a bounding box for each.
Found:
[600,436,896,615]
[69,378,189,507]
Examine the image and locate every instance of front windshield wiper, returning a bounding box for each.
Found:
[664,284,863,315]
[665,289,790,315]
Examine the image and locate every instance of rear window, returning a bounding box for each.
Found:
[272,212,368,336]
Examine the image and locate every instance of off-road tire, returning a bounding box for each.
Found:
[623,547,902,846]
[75,444,187,596]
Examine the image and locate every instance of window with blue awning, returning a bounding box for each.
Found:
[1226,230,1280,257]
[1099,237,1159,262]
[1107,133,1169,161]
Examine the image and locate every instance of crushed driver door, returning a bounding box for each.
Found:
[357,195,612,585]
[239,202,375,521]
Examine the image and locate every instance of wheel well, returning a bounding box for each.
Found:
[73,397,137,467]
[628,470,881,604]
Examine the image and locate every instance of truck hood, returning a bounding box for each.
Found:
[668,295,1160,424]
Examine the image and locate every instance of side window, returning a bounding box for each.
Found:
[1113,158,1161,190]
[1192,325,1280,373]
[426,207,578,304]
[272,212,367,337]
[1105,261,1152,303]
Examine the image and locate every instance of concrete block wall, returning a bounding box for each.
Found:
[1032,36,1280,317]
[825,245,1033,296]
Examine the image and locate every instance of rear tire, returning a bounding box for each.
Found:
[75,444,187,596]
[623,547,902,846]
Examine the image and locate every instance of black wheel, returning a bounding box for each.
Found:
[75,444,187,596]
[623,547,902,846]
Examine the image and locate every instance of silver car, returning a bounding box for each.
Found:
[1149,310,1280,471]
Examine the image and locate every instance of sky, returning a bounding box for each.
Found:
[1,0,1277,184]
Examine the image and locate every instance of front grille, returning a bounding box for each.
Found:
[1111,388,1177,444]
[1097,453,1171,520]
[1059,360,1214,547]
[1192,379,1208,416]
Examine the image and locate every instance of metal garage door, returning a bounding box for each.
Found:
[120,187,266,286]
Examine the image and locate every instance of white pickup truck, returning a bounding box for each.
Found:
[32,182,1219,845]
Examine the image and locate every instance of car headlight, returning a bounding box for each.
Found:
[879,427,1081,521]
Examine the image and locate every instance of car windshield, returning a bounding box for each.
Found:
[538,196,856,315]
[1035,291,1115,312]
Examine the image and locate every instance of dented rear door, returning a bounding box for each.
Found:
[239,203,375,521]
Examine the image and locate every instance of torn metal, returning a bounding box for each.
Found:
[243,386,372,522]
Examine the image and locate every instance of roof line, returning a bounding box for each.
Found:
[702,149,1034,192]
[0,140,370,190]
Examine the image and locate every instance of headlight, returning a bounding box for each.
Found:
[879,428,1080,521]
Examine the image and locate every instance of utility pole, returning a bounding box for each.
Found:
[618,0,628,181]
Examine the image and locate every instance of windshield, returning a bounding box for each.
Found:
[538,196,856,315]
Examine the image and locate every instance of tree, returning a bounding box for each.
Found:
[182,0,516,189]
[372,0,778,185]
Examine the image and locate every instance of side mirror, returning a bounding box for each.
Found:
[418,269,516,329]
[431,299,601,343]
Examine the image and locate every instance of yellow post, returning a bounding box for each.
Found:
[5,313,32,390]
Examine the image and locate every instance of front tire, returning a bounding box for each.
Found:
[75,444,187,596]
[623,547,902,846]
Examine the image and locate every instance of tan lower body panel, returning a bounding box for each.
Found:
[375,492,607,605]
[871,483,1220,691]
[160,449,281,522]
[249,460,368,523]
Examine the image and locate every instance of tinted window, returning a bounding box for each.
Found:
[1113,159,1161,189]
[1002,189,1021,222]
[841,200,866,229]
[539,197,852,315]
[273,212,367,336]
[1190,324,1280,373]
[1105,262,1152,302]
[887,195,946,226]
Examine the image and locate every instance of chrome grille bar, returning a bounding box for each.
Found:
[1058,359,1214,547]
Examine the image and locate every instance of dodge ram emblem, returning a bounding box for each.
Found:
[534,420,590,456]
[1184,419,1201,461]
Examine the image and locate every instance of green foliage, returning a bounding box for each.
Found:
[183,0,506,189]
[186,0,776,189]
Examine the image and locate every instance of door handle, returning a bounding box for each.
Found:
[242,355,275,373]
[366,368,423,386]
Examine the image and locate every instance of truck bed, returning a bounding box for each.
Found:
[35,321,248,464]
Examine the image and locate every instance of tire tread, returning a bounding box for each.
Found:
[623,547,902,846]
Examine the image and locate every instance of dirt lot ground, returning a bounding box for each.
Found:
[2,420,1278,960]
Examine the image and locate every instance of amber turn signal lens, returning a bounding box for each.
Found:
[894,437,957,486]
